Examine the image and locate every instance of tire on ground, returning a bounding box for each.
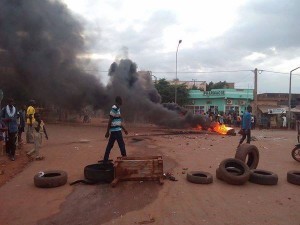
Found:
[216,167,243,181]
[218,158,250,185]
[34,170,68,188]
[287,170,300,185]
[84,163,114,183]
[235,143,259,169]
[249,169,278,185]
[186,171,213,184]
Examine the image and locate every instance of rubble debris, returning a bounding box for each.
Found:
[163,172,178,181]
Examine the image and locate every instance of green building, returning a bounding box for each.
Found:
[187,88,253,115]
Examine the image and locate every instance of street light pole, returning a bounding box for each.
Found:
[175,39,182,104]
[288,66,300,129]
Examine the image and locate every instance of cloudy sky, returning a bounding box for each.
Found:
[62,0,300,93]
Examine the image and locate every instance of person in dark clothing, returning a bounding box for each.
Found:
[1,98,18,161]
[103,96,128,162]
[17,105,26,147]
[237,105,252,148]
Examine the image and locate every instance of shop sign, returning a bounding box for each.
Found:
[203,90,225,96]
[267,108,286,114]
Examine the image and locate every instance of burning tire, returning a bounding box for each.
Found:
[186,171,213,184]
[217,158,250,185]
[235,144,259,169]
[249,169,278,185]
[84,163,114,183]
[287,170,300,185]
[34,170,68,188]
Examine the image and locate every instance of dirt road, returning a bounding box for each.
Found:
[0,120,299,225]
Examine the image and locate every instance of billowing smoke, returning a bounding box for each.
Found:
[0,0,107,109]
[0,0,209,129]
[107,59,210,129]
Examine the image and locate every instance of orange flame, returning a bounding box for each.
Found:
[212,122,233,135]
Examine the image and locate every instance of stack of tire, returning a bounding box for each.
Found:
[83,161,115,184]
[235,143,278,185]
[216,144,278,185]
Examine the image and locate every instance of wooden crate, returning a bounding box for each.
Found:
[111,156,164,187]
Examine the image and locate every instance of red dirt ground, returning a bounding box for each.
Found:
[0,118,299,225]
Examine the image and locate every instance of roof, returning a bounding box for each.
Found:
[258,105,300,114]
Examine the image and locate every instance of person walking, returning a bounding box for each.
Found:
[237,105,252,148]
[26,100,36,143]
[26,113,48,160]
[103,96,128,162]
[1,98,18,161]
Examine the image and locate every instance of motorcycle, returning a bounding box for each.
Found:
[292,143,300,162]
[292,121,300,162]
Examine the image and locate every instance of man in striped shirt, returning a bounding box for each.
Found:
[103,96,128,162]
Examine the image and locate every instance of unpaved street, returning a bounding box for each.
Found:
[0,120,299,225]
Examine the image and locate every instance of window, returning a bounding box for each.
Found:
[185,105,205,115]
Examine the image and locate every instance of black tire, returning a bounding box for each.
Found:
[34,170,68,188]
[235,143,259,169]
[216,167,243,181]
[287,170,300,185]
[186,171,213,184]
[218,158,250,185]
[291,146,300,162]
[249,169,278,185]
[84,163,114,183]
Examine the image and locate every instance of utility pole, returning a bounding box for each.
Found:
[253,68,258,118]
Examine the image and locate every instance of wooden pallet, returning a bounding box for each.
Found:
[111,156,164,187]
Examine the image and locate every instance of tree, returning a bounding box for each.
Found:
[154,79,190,106]
[206,81,230,91]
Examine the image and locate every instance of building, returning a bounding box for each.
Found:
[187,88,253,115]
[257,93,300,128]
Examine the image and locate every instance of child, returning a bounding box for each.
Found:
[26,113,48,160]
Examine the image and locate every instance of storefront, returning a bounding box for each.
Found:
[186,88,253,115]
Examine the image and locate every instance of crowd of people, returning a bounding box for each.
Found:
[0,96,128,164]
[0,98,48,161]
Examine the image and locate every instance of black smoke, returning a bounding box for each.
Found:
[0,0,107,109]
[107,59,210,129]
[0,0,209,129]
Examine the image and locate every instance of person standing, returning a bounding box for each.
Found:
[1,98,18,161]
[26,113,48,160]
[0,119,8,155]
[103,96,128,162]
[237,105,252,148]
[26,100,36,143]
[282,115,287,128]
[17,105,26,147]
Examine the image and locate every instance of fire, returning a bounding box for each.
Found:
[212,122,233,135]
[194,125,203,130]
[193,122,236,136]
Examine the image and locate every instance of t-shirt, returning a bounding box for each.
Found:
[109,105,122,132]
[26,106,35,124]
[1,106,18,133]
[242,111,252,130]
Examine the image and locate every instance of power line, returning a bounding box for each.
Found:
[82,68,300,76]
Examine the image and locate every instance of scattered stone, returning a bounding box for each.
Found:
[182,171,186,174]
